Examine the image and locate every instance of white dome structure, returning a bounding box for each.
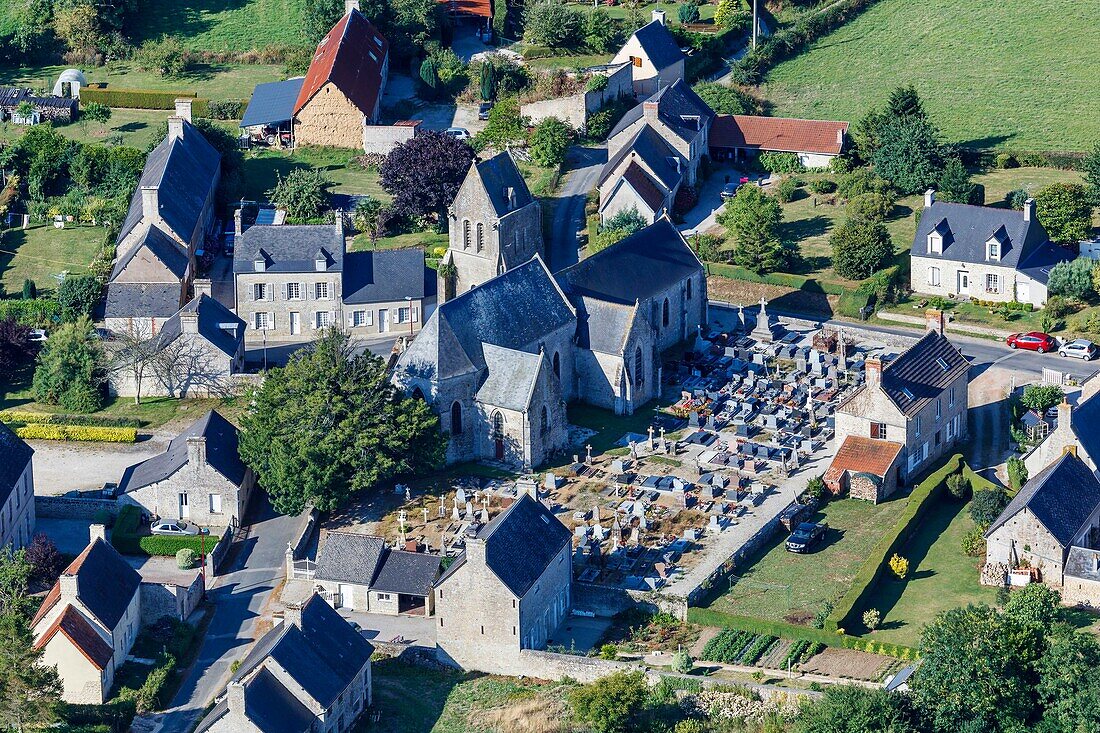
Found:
[52,69,87,99]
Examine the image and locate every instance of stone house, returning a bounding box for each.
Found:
[611,17,686,96]
[0,87,77,124]
[438,152,542,302]
[709,115,848,169]
[435,492,572,675]
[292,3,389,149]
[598,124,682,225]
[909,192,1075,307]
[822,434,903,503]
[314,532,440,616]
[105,105,220,336]
[1024,378,1100,478]
[341,248,430,339]
[607,80,713,187]
[31,527,142,704]
[117,410,253,527]
[985,451,1100,594]
[0,421,35,549]
[195,593,373,733]
[831,311,969,492]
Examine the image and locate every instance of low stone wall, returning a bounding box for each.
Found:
[35,495,117,520]
[518,649,647,683]
[574,583,688,621]
[684,505,788,607]
[140,574,204,625]
[363,123,419,155]
[206,523,235,577]
[877,310,1011,339]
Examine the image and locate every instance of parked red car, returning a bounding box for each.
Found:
[1007,331,1057,353]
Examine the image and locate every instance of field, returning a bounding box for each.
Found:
[126,0,311,52]
[700,495,911,625]
[0,224,104,297]
[0,62,281,99]
[760,0,1100,151]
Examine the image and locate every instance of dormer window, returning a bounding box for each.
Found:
[314,250,328,271]
[253,258,265,272]
[927,232,942,255]
[986,240,1000,261]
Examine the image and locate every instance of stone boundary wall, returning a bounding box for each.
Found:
[684,504,789,607]
[518,649,647,683]
[574,583,688,621]
[877,310,1011,339]
[140,574,204,625]
[521,62,633,132]
[362,123,419,155]
[207,523,235,577]
[35,495,117,520]
[709,300,921,351]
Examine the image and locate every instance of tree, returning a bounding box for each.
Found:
[238,330,445,514]
[1035,624,1100,733]
[134,37,191,77]
[268,168,332,221]
[479,62,497,101]
[32,317,106,414]
[302,0,343,43]
[107,323,166,405]
[1007,456,1028,491]
[1046,257,1096,300]
[713,0,744,29]
[794,685,921,733]
[937,158,974,203]
[831,216,893,280]
[523,0,584,47]
[20,279,35,300]
[888,554,908,579]
[872,115,943,195]
[970,487,1008,530]
[1021,383,1065,412]
[57,274,102,323]
[1035,183,1094,244]
[474,97,529,150]
[418,57,440,98]
[0,548,33,620]
[52,3,103,57]
[1082,142,1100,205]
[672,648,693,674]
[603,208,646,235]
[530,117,572,167]
[81,101,112,129]
[886,84,927,120]
[589,227,629,254]
[691,82,751,115]
[567,671,649,733]
[1004,583,1061,629]
[846,192,893,222]
[0,319,35,374]
[946,472,971,499]
[24,534,63,587]
[0,612,63,732]
[354,196,385,245]
[585,9,622,53]
[380,132,474,221]
[678,3,699,24]
[717,185,792,274]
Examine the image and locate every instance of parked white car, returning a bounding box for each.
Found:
[1059,339,1098,361]
[150,520,200,536]
[27,328,48,342]
[444,127,471,141]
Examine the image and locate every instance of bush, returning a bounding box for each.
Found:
[961,529,986,557]
[1044,295,1073,318]
[672,648,693,674]
[831,216,893,280]
[203,99,246,120]
[812,601,834,629]
[775,177,799,203]
[1007,456,1028,491]
[268,168,331,221]
[0,299,61,326]
[15,424,137,442]
[888,554,909,579]
[529,117,572,167]
[809,178,837,194]
[26,533,65,584]
[862,608,881,631]
[678,3,700,23]
[1035,183,1094,244]
[133,37,193,77]
[1006,187,1031,210]
[32,318,106,414]
[758,152,804,174]
[995,153,1019,169]
[1047,258,1095,300]
[81,87,198,111]
[176,548,197,569]
[946,472,971,500]
[837,169,891,200]
[970,487,1009,530]
[568,671,649,733]
[523,0,584,48]
[846,192,893,222]
[57,275,103,323]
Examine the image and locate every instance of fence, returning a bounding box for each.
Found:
[284,506,318,579]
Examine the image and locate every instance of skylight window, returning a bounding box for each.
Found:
[901,388,915,401]
[936,357,950,371]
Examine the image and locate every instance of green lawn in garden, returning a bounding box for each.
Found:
[760,0,1100,151]
[241,147,388,201]
[0,224,103,298]
[0,62,282,100]
[126,0,312,52]
[351,230,448,252]
[701,496,911,625]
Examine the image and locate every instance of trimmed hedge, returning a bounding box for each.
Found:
[0,410,141,428]
[111,506,219,557]
[825,453,964,633]
[81,87,198,111]
[15,424,137,443]
[0,298,61,326]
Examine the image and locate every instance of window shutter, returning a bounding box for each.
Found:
[367,310,374,326]
[412,306,419,323]
[253,313,259,330]
[246,284,253,302]
[280,283,287,301]
[347,311,355,327]
[329,310,337,324]
[270,313,276,330]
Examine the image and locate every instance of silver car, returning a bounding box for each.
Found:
[1059,339,1097,360]
[150,520,200,536]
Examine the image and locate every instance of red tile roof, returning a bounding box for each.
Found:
[824,435,903,484]
[295,10,389,118]
[621,161,666,214]
[710,115,848,156]
[34,605,114,671]
[437,0,492,18]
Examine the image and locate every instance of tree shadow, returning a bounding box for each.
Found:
[780,214,830,243]
[115,121,149,133]
[956,133,1016,150]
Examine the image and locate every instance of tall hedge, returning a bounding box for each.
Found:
[81,88,208,113]
[111,505,219,557]
[0,298,61,326]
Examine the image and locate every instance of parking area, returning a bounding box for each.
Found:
[380,74,486,136]
[678,163,751,236]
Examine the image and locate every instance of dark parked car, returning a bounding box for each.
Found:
[720,182,741,199]
[478,102,493,120]
[1006,331,1057,353]
[786,522,827,553]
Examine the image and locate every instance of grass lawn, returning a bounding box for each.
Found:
[566,401,661,457]
[760,0,1100,151]
[0,113,240,151]
[854,497,998,647]
[241,147,387,201]
[0,62,282,100]
[0,224,104,297]
[127,0,311,52]
[526,52,614,71]
[350,230,448,252]
[700,495,911,625]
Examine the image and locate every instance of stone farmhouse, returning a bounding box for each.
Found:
[828,311,969,500]
[1025,377,1100,478]
[984,451,1100,605]
[438,152,542,302]
[117,410,254,527]
[435,492,572,675]
[104,105,220,336]
[394,218,706,468]
[0,421,34,549]
[598,124,683,225]
[234,220,428,343]
[31,527,142,704]
[292,2,389,149]
[196,594,373,733]
[0,86,76,124]
[909,191,1075,307]
[709,115,849,169]
[611,17,686,95]
[313,532,440,616]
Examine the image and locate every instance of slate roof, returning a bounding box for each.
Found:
[104,282,182,319]
[1016,239,1076,285]
[1065,546,1100,583]
[32,539,140,632]
[1066,390,1100,467]
[233,224,344,274]
[244,667,316,733]
[608,80,714,142]
[709,115,848,155]
[117,120,220,246]
[295,9,388,118]
[630,20,687,71]
[470,152,534,218]
[573,296,639,355]
[155,294,246,359]
[33,606,114,671]
[240,77,305,128]
[598,124,682,191]
[0,421,33,509]
[315,532,386,586]
[878,331,969,417]
[438,494,571,597]
[986,452,1100,548]
[342,248,427,304]
[824,436,903,483]
[369,550,441,596]
[910,200,1056,270]
[396,256,574,381]
[556,218,702,305]
[477,344,543,411]
[619,161,667,213]
[118,410,247,494]
[110,225,189,281]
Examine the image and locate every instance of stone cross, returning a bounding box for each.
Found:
[585,444,593,465]
[405,486,412,503]
[647,425,656,450]
[422,507,429,524]
[438,495,445,518]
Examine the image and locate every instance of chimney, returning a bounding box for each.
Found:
[167,116,185,140]
[925,308,944,336]
[283,602,303,628]
[836,128,845,148]
[335,211,345,242]
[865,357,882,388]
[89,524,107,544]
[141,186,159,221]
[642,100,659,124]
[173,99,192,123]
[465,534,487,567]
[345,0,360,13]
[1057,398,1071,431]
[186,436,207,466]
[227,681,246,715]
[59,573,78,602]
[193,278,212,299]
[1023,198,1035,222]
[924,189,935,209]
[505,187,517,211]
[651,7,666,25]
[1064,444,1079,458]
[233,208,243,237]
[180,309,199,334]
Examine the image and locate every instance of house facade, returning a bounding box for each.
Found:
[831,310,969,494]
[314,532,439,616]
[1024,378,1100,478]
[610,17,686,96]
[910,192,1074,307]
[597,125,682,225]
[435,493,572,675]
[0,421,35,549]
[117,410,254,527]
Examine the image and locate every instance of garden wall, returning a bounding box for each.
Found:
[206,524,236,577]
[521,62,633,132]
[518,649,648,683]
[574,583,688,621]
[35,495,117,520]
[139,574,204,625]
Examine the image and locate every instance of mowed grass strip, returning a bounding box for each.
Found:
[760,0,1100,151]
[127,0,311,52]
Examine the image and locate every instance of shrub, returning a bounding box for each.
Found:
[809,178,837,194]
[529,117,572,167]
[523,0,584,48]
[678,3,700,24]
[846,192,893,222]
[176,548,197,569]
[995,153,1019,169]
[1047,258,1096,300]
[1035,183,1094,243]
[0,299,61,326]
[598,643,619,660]
[57,275,103,323]
[888,554,909,579]
[837,169,891,200]
[203,99,246,120]
[961,529,986,557]
[268,168,331,221]
[1007,456,1028,491]
[26,533,65,584]
[672,649,693,674]
[862,608,881,631]
[775,177,799,203]
[80,87,199,111]
[0,410,139,428]
[804,474,826,502]
[133,37,192,76]
[946,472,971,500]
[585,74,609,93]
[568,671,649,733]
[970,487,1009,530]
[691,233,724,263]
[812,601,834,629]
[1022,384,1065,413]
[758,152,803,174]
[1006,187,1031,210]
[674,185,698,218]
[831,216,893,280]
[15,424,137,442]
[1044,295,1073,318]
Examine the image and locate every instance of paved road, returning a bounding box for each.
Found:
[152,493,297,733]
[547,145,606,273]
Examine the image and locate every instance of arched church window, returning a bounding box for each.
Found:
[553,352,561,379]
[491,411,505,439]
[540,406,549,435]
[451,402,463,435]
[462,220,470,250]
[634,347,644,388]
[662,299,670,327]
[412,387,425,401]
[687,277,693,300]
